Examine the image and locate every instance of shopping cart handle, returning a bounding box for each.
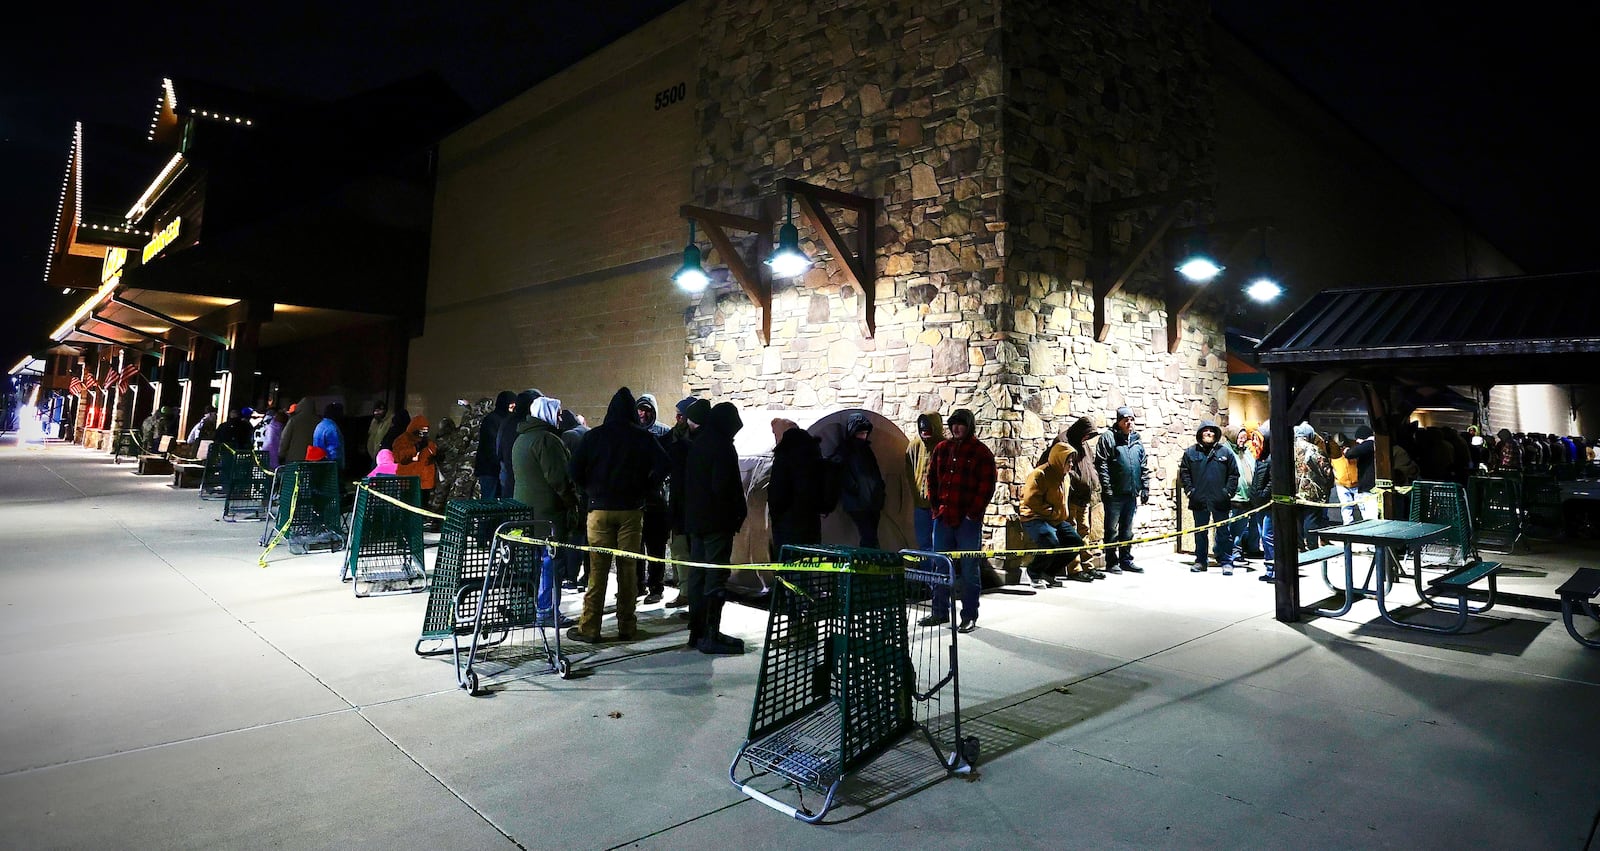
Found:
[739,785,804,820]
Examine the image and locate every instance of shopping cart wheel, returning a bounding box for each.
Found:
[463,668,480,696]
[557,657,573,679]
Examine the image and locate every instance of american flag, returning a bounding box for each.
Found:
[82,373,100,392]
[111,363,142,392]
[68,377,84,394]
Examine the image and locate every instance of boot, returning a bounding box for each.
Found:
[701,596,745,654]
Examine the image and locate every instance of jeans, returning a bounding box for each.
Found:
[913,507,933,551]
[1261,510,1276,575]
[1228,500,1258,558]
[1335,485,1364,525]
[688,531,734,640]
[1190,500,1233,566]
[1104,495,1139,568]
[930,516,983,622]
[477,475,501,501]
[1020,518,1085,580]
[531,513,567,619]
[578,509,641,637]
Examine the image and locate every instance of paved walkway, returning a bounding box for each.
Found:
[2,436,1597,849]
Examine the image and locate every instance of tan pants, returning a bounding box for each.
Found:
[579,509,642,638]
[1070,499,1105,571]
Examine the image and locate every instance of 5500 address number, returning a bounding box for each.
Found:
[654,82,687,110]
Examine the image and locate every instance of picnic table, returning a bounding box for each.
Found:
[1312,519,1505,634]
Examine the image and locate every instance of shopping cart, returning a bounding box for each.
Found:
[729,545,972,823]
[342,475,428,596]
[197,442,227,500]
[221,451,271,522]
[414,499,535,657]
[259,460,345,554]
[455,520,572,695]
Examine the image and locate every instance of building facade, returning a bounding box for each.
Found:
[407,0,1520,546]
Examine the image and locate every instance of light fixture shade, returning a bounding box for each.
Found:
[765,221,812,278]
[1245,277,1283,302]
[673,242,710,293]
[1176,256,1224,283]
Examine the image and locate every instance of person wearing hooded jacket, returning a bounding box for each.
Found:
[925,408,996,633]
[278,396,318,467]
[1062,417,1106,579]
[634,393,672,603]
[1249,421,1276,582]
[513,396,578,628]
[769,418,823,560]
[497,389,541,498]
[839,411,887,548]
[684,401,748,654]
[904,412,945,552]
[556,408,591,588]
[476,391,516,499]
[666,398,708,608]
[567,387,669,644]
[1020,443,1088,586]
[312,402,346,471]
[392,415,438,501]
[1095,406,1150,573]
[1179,420,1240,574]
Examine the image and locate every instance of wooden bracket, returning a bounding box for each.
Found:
[1091,201,1185,342]
[678,204,773,344]
[777,178,877,339]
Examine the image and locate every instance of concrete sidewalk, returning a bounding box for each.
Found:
[2,437,1597,849]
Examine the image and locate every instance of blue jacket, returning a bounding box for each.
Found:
[1095,427,1148,498]
[313,418,345,469]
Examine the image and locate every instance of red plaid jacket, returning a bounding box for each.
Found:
[929,436,996,525]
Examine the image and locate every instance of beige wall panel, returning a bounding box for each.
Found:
[407,258,687,426]
[428,41,695,308]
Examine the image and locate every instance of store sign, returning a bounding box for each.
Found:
[101,247,128,283]
[141,217,182,264]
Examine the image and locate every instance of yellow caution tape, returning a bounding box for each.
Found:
[354,481,446,520]
[257,477,301,567]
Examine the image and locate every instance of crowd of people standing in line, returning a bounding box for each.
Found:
[149,389,1597,647]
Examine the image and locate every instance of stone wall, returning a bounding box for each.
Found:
[689,0,1223,545]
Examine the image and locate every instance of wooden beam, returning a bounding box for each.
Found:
[90,314,185,350]
[1268,368,1301,622]
[790,189,879,338]
[679,205,766,235]
[698,219,772,345]
[110,295,228,346]
[1093,202,1184,342]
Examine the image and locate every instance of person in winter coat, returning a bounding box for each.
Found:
[1179,420,1240,574]
[1329,433,1363,524]
[665,398,705,607]
[1020,443,1088,586]
[1064,417,1105,579]
[475,391,516,499]
[264,409,287,469]
[380,408,410,452]
[497,389,541,497]
[567,387,669,644]
[683,401,748,654]
[1250,421,1276,582]
[277,396,318,467]
[769,418,823,561]
[187,408,217,444]
[556,407,591,588]
[312,402,346,470]
[365,401,391,474]
[1229,426,1260,565]
[838,411,887,548]
[635,393,673,602]
[925,408,996,634]
[1292,422,1334,547]
[1094,406,1149,573]
[367,448,399,477]
[213,408,252,453]
[904,412,945,552]
[513,396,578,628]
[392,416,439,501]
[1494,428,1523,471]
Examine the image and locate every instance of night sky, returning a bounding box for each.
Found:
[3,2,1592,369]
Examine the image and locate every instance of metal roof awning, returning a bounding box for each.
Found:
[1255,271,1600,385]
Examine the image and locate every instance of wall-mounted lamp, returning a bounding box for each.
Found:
[765,193,812,279]
[672,220,711,293]
[1244,234,1282,302]
[1175,254,1225,284]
